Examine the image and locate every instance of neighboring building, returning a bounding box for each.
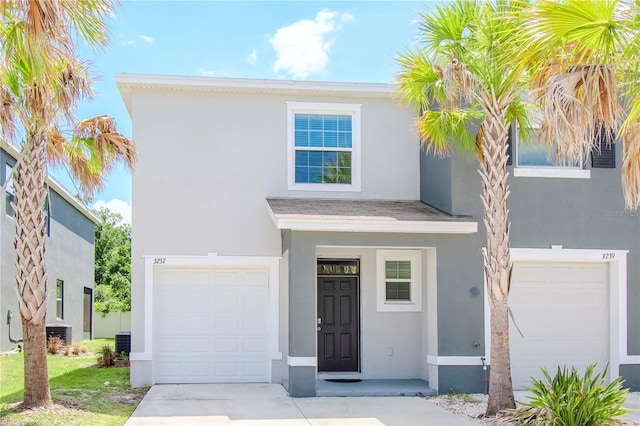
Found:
[1,140,98,352]
[117,73,640,395]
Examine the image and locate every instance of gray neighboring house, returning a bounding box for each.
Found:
[117,73,640,395]
[1,140,98,352]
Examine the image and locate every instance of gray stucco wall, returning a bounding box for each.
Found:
[1,149,95,352]
[420,139,640,390]
[283,230,485,395]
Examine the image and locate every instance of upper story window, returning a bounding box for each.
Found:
[513,121,590,179]
[287,102,361,191]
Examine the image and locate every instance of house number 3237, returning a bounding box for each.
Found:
[601,253,615,260]
[153,258,167,264]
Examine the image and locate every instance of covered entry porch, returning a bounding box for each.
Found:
[267,198,479,397]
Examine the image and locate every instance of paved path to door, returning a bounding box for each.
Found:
[125,384,475,425]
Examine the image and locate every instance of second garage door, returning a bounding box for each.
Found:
[153,267,269,383]
[509,262,609,390]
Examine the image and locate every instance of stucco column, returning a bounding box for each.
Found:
[285,231,317,397]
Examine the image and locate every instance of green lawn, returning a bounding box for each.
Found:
[0,338,148,426]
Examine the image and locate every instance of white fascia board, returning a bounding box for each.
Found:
[115,73,396,114]
[1,139,100,225]
[272,217,478,234]
[115,73,395,95]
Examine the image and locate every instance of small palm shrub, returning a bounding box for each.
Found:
[97,344,115,367]
[47,336,64,354]
[65,342,88,356]
[72,342,88,355]
[500,364,629,426]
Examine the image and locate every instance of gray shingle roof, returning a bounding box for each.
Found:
[266,198,472,222]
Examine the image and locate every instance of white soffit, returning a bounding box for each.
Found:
[266,206,478,234]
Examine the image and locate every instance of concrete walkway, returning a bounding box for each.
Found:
[125,384,475,425]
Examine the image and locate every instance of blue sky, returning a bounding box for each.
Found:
[55,1,433,223]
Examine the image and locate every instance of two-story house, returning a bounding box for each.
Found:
[1,140,98,352]
[117,74,639,395]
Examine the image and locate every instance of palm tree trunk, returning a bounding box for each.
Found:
[14,136,51,408]
[21,317,50,407]
[479,110,516,415]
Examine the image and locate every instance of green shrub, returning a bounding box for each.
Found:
[521,364,628,426]
[97,344,115,367]
[47,335,64,354]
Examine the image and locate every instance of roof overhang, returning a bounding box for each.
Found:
[1,140,100,225]
[266,198,478,234]
[115,73,397,117]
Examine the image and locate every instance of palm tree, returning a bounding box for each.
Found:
[396,0,533,414]
[0,1,135,408]
[514,0,640,209]
[322,152,352,184]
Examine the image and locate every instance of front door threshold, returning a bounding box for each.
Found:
[317,372,362,380]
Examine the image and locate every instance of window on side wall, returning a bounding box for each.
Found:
[5,164,15,217]
[514,120,590,179]
[376,250,422,312]
[44,195,50,236]
[56,279,64,319]
[287,102,361,191]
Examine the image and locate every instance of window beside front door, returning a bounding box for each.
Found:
[376,250,422,312]
[384,260,412,301]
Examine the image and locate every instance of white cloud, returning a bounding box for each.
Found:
[119,33,154,46]
[247,48,257,65]
[269,9,353,79]
[197,67,216,77]
[341,12,354,23]
[93,199,131,225]
[138,34,154,44]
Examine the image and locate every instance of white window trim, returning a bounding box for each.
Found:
[286,101,362,192]
[513,123,591,179]
[376,249,422,312]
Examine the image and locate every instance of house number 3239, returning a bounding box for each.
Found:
[601,253,615,260]
[153,258,167,264]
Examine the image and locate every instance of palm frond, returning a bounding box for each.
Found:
[52,58,94,124]
[0,85,17,141]
[65,115,136,195]
[45,126,66,168]
[622,123,640,209]
[417,108,482,157]
[395,48,447,111]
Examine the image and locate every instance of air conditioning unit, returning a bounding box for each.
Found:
[115,331,131,356]
[46,324,72,345]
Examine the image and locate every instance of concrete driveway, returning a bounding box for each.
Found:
[125,384,475,425]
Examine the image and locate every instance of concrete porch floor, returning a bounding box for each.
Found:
[315,379,436,397]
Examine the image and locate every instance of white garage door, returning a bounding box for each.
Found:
[509,262,609,390]
[153,267,269,383]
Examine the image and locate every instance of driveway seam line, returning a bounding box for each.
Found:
[290,397,312,425]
